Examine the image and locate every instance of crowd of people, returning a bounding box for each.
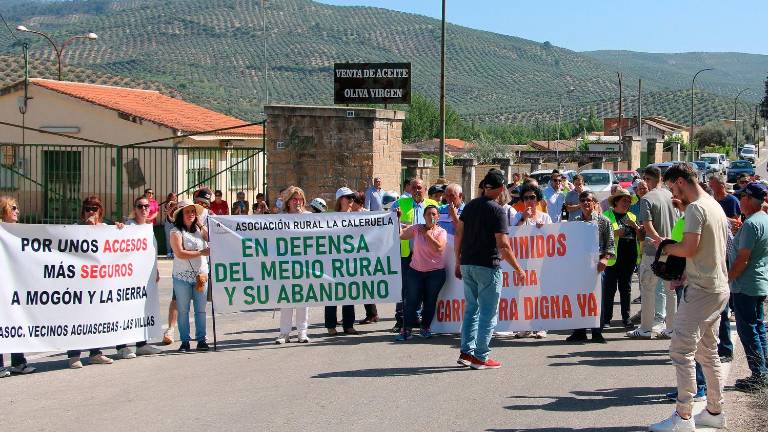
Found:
[2,166,767,428]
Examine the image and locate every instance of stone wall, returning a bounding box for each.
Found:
[265,105,404,205]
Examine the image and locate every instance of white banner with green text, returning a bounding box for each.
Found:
[208,212,402,311]
[0,224,161,352]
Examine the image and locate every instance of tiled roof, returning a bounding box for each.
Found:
[529,140,578,151]
[25,79,263,136]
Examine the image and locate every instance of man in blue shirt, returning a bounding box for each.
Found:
[729,182,768,392]
[364,177,384,211]
[438,183,465,235]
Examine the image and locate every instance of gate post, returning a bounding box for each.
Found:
[115,146,123,221]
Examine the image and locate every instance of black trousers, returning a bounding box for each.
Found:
[602,256,636,324]
[0,353,26,367]
[363,304,378,319]
[324,305,355,329]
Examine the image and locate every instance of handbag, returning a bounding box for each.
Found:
[182,231,208,292]
[651,239,686,281]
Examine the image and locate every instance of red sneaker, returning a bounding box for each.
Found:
[470,357,502,370]
[457,352,473,367]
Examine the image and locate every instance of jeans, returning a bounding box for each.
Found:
[173,277,207,343]
[394,256,411,326]
[717,295,734,357]
[0,353,26,367]
[603,257,634,323]
[460,265,502,362]
[324,305,354,329]
[732,293,768,378]
[404,267,446,330]
[639,255,676,332]
[676,287,706,388]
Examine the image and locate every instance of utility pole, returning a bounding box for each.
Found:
[262,0,269,106]
[617,72,623,138]
[438,0,446,179]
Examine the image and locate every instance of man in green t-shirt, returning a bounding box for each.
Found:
[729,182,768,392]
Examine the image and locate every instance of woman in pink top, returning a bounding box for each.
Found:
[397,205,448,340]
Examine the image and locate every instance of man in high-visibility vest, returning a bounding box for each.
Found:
[390,178,439,333]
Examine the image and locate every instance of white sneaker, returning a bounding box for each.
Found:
[694,409,727,429]
[648,411,695,432]
[534,330,547,339]
[68,358,83,369]
[626,328,654,339]
[658,329,673,339]
[89,354,114,365]
[298,330,310,343]
[275,333,290,344]
[0,367,9,378]
[117,347,136,359]
[495,331,516,337]
[515,331,532,339]
[135,344,162,356]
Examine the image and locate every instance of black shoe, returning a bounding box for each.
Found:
[631,296,641,304]
[591,334,607,344]
[565,333,588,342]
[719,355,733,363]
[734,376,767,392]
[178,342,191,352]
[391,323,402,333]
[196,340,210,352]
[622,319,633,329]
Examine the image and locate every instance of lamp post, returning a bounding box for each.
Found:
[733,88,749,154]
[16,25,98,81]
[689,68,713,161]
[438,0,446,179]
[557,86,575,165]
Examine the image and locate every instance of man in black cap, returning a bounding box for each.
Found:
[428,184,445,203]
[455,169,523,370]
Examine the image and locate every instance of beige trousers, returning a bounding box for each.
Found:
[638,254,677,332]
[670,286,729,417]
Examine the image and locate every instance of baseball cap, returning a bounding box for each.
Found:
[480,169,505,189]
[193,188,212,205]
[428,184,445,196]
[335,187,356,200]
[738,182,768,201]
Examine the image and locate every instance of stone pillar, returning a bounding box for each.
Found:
[622,135,641,171]
[528,158,542,172]
[493,158,513,185]
[612,158,620,171]
[415,158,433,185]
[647,138,660,164]
[402,158,421,182]
[453,158,478,200]
[671,141,680,161]
[590,157,604,169]
[265,105,405,204]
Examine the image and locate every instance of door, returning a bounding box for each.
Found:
[43,150,81,223]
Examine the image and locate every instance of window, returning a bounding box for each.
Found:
[187,151,215,190]
[581,173,610,186]
[229,150,258,190]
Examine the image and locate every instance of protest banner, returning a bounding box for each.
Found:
[0,224,161,352]
[208,211,402,312]
[431,222,601,333]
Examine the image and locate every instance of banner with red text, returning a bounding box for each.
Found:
[0,224,161,352]
[431,222,601,333]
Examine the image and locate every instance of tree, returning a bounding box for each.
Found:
[466,133,511,164]
[693,124,726,148]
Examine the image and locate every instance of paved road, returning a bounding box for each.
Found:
[3,260,742,432]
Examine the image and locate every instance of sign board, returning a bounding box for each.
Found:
[334,62,411,104]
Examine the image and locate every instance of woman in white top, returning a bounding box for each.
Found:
[276,186,311,344]
[169,199,210,352]
[511,184,551,339]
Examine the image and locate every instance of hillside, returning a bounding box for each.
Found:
[0,0,764,125]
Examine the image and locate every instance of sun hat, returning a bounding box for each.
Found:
[608,187,632,207]
[172,199,205,219]
[335,187,356,201]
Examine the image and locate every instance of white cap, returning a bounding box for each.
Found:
[335,187,355,200]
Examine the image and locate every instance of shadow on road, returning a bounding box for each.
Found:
[487,426,645,432]
[311,365,467,379]
[547,349,669,367]
[504,386,669,412]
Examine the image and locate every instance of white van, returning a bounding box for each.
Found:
[700,153,729,173]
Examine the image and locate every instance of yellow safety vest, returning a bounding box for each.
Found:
[603,209,641,266]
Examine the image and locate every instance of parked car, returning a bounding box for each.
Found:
[613,170,637,188]
[529,169,576,185]
[578,169,615,201]
[739,146,756,164]
[700,153,729,173]
[691,160,712,183]
[726,160,755,183]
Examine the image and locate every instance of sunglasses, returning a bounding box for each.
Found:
[580,198,594,203]
[11,205,18,211]
[135,204,150,209]
[84,206,100,213]
[523,195,537,201]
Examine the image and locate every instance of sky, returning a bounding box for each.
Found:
[317,0,768,55]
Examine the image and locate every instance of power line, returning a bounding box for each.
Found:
[0,12,19,42]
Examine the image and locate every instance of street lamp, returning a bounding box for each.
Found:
[16,25,98,81]
[733,88,750,153]
[557,86,576,166]
[689,68,713,162]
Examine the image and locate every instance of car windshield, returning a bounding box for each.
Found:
[741,148,755,154]
[701,156,718,164]
[615,172,634,182]
[693,162,707,170]
[730,161,752,168]
[581,173,610,185]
